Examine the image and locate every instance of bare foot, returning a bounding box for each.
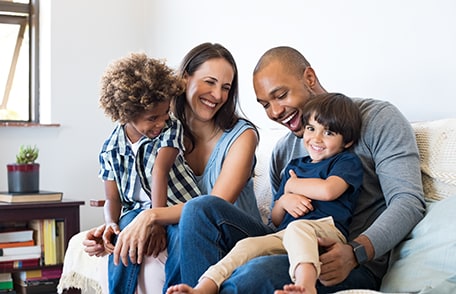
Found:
[166,284,202,294]
[274,283,316,294]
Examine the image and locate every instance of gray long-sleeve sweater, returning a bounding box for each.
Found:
[270,98,426,281]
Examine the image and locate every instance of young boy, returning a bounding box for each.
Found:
[98,52,200,294]
[166,93,363,294]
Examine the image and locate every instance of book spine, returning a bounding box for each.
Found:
[0,280,13,291]
[0,230,33,243]
[55,220,65,264]
[17,268,62,281]
[0,240,35,249]
[0,245,41,256]
[43,219,57,265]
[0,258,39,271]
[0,253,41,262]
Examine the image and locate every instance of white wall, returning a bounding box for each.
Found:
[148,0,456,128]
[0,0,455,231]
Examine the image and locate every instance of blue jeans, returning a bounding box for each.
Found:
[220,254,381,293]
[164,223,181,290]
[164,195,381,293]
[164,195,274,290]
[108,209,143,294]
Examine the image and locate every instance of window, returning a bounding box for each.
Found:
[0,0,39,123]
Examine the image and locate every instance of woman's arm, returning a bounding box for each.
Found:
[210,128,258,203]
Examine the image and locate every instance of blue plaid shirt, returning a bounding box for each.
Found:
[98,115,200,215]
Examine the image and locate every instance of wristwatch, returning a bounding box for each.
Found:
[348,240,368,267]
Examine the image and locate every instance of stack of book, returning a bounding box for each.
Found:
[0,230,40,271]
[12,268,62,294]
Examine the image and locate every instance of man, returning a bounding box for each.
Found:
[167,46,425,293]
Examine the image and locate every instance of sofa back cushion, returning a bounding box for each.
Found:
[381,119,456,293]
[413,119,456,201]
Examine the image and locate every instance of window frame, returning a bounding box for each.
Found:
[0,0,40,124]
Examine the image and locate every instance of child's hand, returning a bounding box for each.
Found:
[281,192,313,218]
[284,169,298,194]
[103,222,120,254]
[289,169,298,179]
[83,224,108,257]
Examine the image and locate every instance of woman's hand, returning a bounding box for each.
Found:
[112,210,165,266]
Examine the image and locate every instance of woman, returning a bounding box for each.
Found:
[78,42,261,293]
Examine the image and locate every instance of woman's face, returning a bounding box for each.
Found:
[184,58,234,123]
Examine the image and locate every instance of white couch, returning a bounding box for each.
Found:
[59,119,456,294]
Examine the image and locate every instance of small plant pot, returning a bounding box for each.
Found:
[7,163,40,193]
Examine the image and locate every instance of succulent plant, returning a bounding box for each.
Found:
[16,145,39,164]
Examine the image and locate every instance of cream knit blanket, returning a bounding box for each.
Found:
[413,119,456,201]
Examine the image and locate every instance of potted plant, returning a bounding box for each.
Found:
[7,145,40,193]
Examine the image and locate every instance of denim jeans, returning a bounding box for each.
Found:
[164,195,274,291]
[164,223,181,290]
[164,195,381,293]
[219,254,381,293]
[108,208,143,294]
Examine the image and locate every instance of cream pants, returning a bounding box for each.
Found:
[202,216,346,288]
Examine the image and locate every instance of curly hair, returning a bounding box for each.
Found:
[99,52,184,124]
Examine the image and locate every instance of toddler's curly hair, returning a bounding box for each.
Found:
[99,52,184,124]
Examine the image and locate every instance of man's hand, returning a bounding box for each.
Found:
[83,224,108,257]
[318,237,358,286]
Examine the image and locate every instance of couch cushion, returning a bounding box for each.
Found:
[380,195,456,293]
[254,128,288,224]
[412,119,456,201]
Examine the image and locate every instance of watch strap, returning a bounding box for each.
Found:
[348,240,368,267]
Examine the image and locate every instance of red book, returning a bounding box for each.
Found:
[0,258,39,271]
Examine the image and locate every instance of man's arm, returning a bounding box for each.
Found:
[358,102,425,258]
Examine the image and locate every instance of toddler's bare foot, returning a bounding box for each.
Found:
[274,283,316,294]
[166,284,202,294]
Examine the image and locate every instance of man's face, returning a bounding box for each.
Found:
[254,61,314,138]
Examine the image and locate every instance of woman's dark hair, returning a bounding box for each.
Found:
[173,42,255,152]
[302,93,362,146]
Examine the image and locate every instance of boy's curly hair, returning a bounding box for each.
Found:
[100,52,184,124]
